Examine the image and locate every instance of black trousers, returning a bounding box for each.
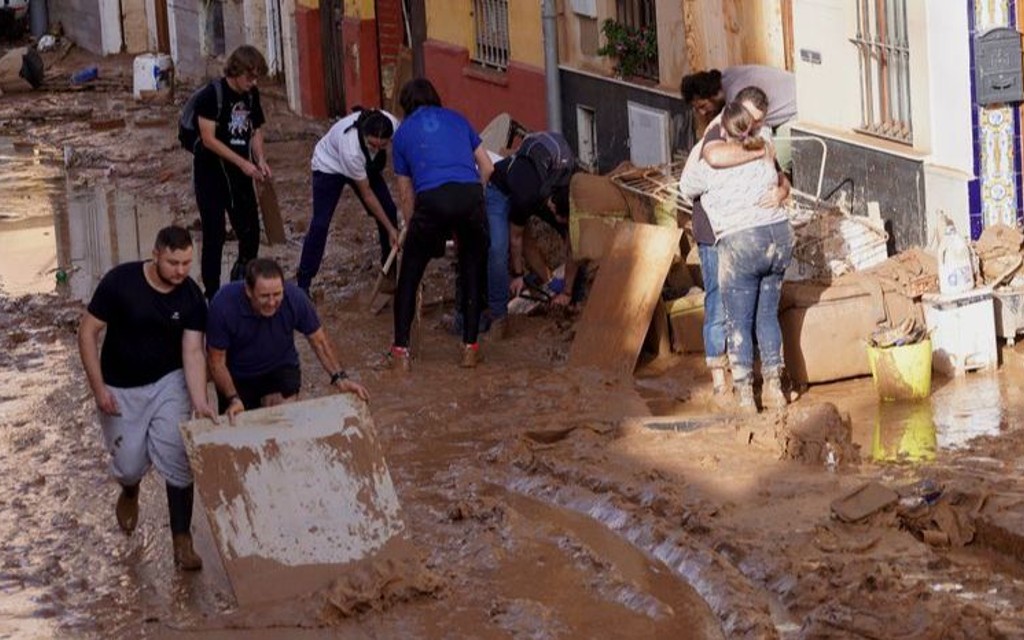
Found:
[394,182,488,347]
[193,154,260,299]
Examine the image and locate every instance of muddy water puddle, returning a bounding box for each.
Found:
[0,138,184,300]
[0,138,63,296]
[803,370,1015,464]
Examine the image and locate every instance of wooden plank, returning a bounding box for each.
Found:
[256,178,287,245]
[568,222,681,378]
[180,395,411,606]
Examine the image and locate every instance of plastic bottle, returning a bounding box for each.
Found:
[70,66,99,85]
[938,215,974,295]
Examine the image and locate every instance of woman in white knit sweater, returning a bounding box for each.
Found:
[681,102,794,412]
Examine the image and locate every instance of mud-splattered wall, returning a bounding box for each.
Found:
[679,0,787,73]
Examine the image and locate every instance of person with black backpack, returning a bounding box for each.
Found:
[295,107,401,294]
[487,131,579,327]
[188,45,270,301]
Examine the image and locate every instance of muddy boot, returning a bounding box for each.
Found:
[460,343,480,368]
[167,483,202,571]
[762,376,788,410]
[710,366,728,395]
[116,483,140,535]
[735,380,758,414]
[387,346,411,373]
[172,533,203,571]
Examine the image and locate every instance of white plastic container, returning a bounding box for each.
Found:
[937,219,974,295]
[132,53,173,99]
[922,287,997,376]
[992,287,1024,345]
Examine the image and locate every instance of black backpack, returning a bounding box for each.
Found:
[178,80,224,153]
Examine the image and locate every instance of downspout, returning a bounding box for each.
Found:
[541,0,561,133]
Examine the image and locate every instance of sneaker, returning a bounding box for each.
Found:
[388,346,411,372]
[172,533,203,571]
[460,343,480,368]
[762,376,788,410]
[116,484,139,535]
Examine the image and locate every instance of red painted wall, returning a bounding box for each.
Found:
[342,16,382,109]
[422,39,546,133]
[296,5,327,119]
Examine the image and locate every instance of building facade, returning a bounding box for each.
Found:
[791,0,1024,251]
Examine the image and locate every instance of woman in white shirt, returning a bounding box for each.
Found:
[681,101,794,413]
[296,108,401,293]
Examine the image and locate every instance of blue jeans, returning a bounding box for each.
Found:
[718,221,794,383]
[698,243,727,365]
[485,183,511,319]
[296,170,398,291]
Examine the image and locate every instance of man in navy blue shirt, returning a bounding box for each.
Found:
[207,258,368,421]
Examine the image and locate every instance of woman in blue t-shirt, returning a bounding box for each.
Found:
[388,79,494,370]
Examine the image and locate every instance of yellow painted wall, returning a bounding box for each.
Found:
[427,0,474,52]
[425,0,543,68]
[297,0,318,9]
[344,0,375,18]
[509,1,543,68]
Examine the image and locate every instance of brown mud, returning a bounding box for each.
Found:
[2,48,1024,638]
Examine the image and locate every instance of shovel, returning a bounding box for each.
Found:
[366,226,407,313]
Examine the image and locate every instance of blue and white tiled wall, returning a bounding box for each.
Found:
[969,0,1023,239]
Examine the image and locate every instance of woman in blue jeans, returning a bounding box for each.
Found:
[296,108,401,293]
[682,102,793,412]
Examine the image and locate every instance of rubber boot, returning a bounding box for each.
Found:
[762,375,788,410]
[735,379,757,414]
[167,483,202,571]
[710,366,728,395]
[115,483,140,535]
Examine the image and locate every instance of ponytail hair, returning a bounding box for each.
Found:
[721,102,766,151]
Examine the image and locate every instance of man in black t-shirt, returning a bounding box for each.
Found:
[78,226,216,571]
[193,45,271,301]
[486,132,579,329]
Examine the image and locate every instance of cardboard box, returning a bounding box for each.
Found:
[666,293,705,354]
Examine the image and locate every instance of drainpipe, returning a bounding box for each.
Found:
[30,0,48,38]
[542,0,561,133]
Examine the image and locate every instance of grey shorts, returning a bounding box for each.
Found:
[98,369,193,488]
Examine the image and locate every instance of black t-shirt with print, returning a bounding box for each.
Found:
[193,77,266,160]
[87,261,208,388]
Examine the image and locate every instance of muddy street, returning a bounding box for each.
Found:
[3,50,1024,639]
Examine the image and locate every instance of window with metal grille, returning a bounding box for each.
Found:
[615,0,658,81]
[472,0,510,71]
[850,0,912,143]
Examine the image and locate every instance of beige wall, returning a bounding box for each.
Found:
[560,0,787,91]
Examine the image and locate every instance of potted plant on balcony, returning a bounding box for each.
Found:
[596,18,658,82]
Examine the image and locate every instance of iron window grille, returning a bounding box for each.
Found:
[473,0,510,71]
[850,0,913,144]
